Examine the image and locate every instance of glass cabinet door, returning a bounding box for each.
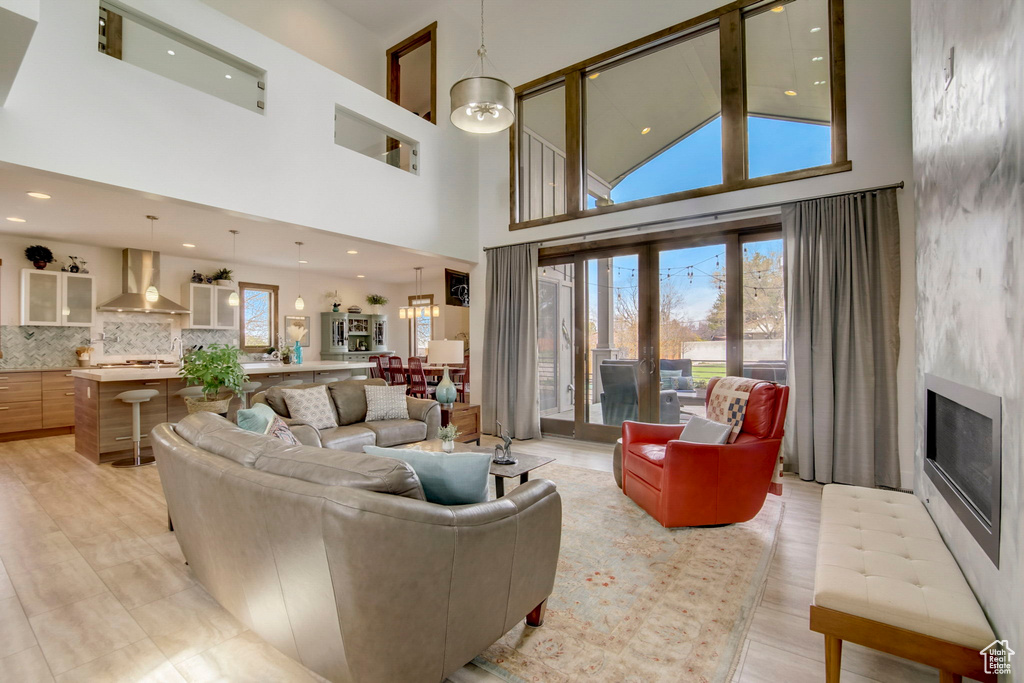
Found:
[63,274,95,326]
[190,284,214,328]
[214,287,237,329]
[21,270,61,326]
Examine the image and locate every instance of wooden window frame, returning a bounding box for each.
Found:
[408,293,435,357]
[238,282,279,353]
[510,0,848,230]
[386,22,438,124]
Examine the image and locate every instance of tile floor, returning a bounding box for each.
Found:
[0,434,954,682]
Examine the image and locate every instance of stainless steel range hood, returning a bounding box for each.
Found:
[96,249,190,314]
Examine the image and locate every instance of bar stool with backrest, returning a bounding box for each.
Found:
[387,356,407,391]
[113,389,160,468]
[407,357,434,399]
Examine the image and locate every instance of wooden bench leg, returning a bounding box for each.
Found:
[939,673,961,683]
[526,599,547,627]
[825,634,842,683]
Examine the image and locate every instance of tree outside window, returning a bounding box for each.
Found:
[239,283,279,352]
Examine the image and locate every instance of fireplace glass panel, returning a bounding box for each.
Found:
[931,394,994,523]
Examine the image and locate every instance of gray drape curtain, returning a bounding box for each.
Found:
[783,189,901,488]
[481,244,541,440]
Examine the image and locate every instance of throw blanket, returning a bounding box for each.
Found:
[707,377,784,496]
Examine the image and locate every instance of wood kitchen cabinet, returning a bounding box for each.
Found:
[0,370,77,441]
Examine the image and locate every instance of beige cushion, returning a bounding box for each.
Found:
[364,419,427,447]
[264,382,320,418]
[280,385,339,430]
[175,412,293,467]
[365,385,410,421]
[319,424,377,451]
[813,485,995,649]
[254,447,424,500]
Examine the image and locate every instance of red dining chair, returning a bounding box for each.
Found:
[450,366,467,403]
[407,357,434,399]
[387,356,407,389]
[370,355,387,382]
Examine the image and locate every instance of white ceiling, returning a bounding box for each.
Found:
[0,162,470,283]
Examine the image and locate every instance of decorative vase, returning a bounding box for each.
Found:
[695,388,707,400]
[435,366,458,405]
[293,340,303,365]
[441,439,455,453]
[332,304,340,313]
[282,355,291,365]
[184,395,232,415]
[33,261,47,270]
[77,357,90,367]
[215,279,231,287]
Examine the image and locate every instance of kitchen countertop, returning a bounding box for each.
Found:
[70,360,375,382]
[0,367,80,373]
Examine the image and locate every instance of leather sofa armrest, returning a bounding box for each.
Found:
[622,420,685,447]
[284,421,322,448]
[407,397,440,436]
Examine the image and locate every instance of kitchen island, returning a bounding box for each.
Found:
[72,360,374,463]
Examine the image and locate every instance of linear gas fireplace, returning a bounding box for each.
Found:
[924,374,1002,566]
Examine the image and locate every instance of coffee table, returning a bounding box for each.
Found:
[396,440,555,497]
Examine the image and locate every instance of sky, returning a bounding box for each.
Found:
[583,115,825,330]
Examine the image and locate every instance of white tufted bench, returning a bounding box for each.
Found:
[810,485,996,683]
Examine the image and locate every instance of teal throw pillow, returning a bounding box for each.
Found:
[236,403,276,434]
[660,369,682,390]
[363,445,490,505]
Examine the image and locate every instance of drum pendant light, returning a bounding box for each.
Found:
[144,215,159,303]
[450,0,514,134]
[227,230,239,306]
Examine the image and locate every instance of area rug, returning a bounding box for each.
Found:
[473,464,784,682]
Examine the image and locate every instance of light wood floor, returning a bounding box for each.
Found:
[0,433,947,682]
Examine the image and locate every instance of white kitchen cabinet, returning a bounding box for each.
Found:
[20,270,95,327]
[183,283,238,330]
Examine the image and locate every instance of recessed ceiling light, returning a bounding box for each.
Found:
[814,80,827,86]
[6,217,26,223]
[182,243,196,248]
[357,275,366,278]
[298,259,308,264]
[770,5,785,12]
[812,56,824,62]
[26,192,51,199]
[784,90,797,96]
[641,127,651,135]
[167,50,175,56]
[810,26,822,33]
[588,72,601,80]
[225,74,232,79]
[347,250,358,254]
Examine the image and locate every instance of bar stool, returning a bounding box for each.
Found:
[112,389,160,468]
[351,375,368,381]
[278,379,304,387]
[239,381,262,409]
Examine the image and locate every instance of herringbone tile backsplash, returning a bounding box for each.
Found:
[103,322,173,356]
[0,326,90,368]
[182,329,238,349]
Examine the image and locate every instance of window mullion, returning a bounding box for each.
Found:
[565,71,584,216]
[719,10,748,185]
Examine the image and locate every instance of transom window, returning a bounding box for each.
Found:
[513,0,846,228]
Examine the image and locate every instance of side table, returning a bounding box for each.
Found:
[440,402,480,444]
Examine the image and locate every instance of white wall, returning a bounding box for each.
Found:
[0,0,479,262]
[0,234,410,362]
[199,0,385,95]
[470,0,916,481]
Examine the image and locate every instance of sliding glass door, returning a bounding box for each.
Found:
[538,225,784,443]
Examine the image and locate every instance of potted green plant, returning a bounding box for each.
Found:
[210,268,233,286]
[25,245,55,270]
[178,344,248,414]
[366,293,389,314]
[437,424,461,453]
[280,346,292,364]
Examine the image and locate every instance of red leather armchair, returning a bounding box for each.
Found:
[621,378,790,527]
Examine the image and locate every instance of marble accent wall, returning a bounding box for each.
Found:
[912,0,1023,652]
[102,321,173,357]
[0,326,90,368]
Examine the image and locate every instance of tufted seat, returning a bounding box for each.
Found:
[811,484,999,682]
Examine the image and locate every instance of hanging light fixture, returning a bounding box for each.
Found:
[400,267,440,319]
[227,230,240,307]
[294,242,305,311]
[449,0,514,134]
[144,215,160,303]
